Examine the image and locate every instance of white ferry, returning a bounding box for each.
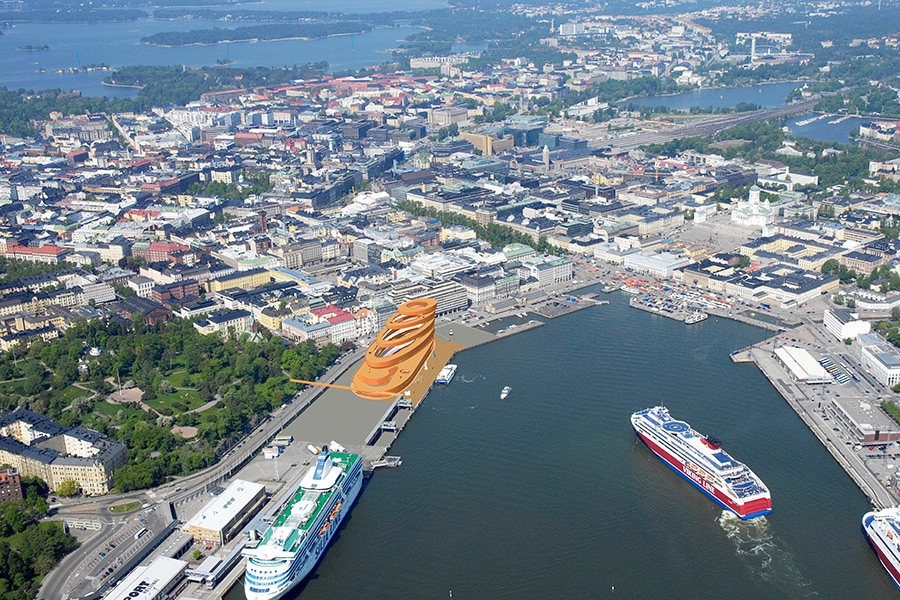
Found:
[243,447,363,600]
[436,364,458,384]
[863,507,900,589]
[631,407,771,519]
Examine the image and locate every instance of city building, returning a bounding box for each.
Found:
[0,468,22,503]
[0,410,127,495]
[193,310,253,338]
[861,341,900,389]
[102,557,188,600]
[181,479,266,545]
[823,309,872,341]
[773,346,832,384]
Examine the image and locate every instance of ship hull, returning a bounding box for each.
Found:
[863,512,900,590]
[634,426,772,520]
[244,468,363,600]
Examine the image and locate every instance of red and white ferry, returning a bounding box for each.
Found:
[631,406,772,519]
[863,507,900,589]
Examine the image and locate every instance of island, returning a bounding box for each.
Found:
[16,44,50,51]
[140,22,373,47]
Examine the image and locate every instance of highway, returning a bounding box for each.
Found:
[599,95,827,152]
[40,349,365,600]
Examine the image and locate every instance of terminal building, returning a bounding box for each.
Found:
[773,346,832,384]
[827,396,900,445]
[181,479,266,545]
[103,556,187,600]
[823,309,871,341]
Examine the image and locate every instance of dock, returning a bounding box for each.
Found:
[735,334,897,509]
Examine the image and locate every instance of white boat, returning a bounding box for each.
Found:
[436,364,457,384]
[243,447,363,600]
[685,311,709,325]
[500,386,511,400]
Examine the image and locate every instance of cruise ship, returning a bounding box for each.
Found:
[243,447,363,600]
[863,507,900,588]
[631,407,772,519]
[436,364,457,384]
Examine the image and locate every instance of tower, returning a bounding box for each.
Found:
[542,145,550,170]
[258,210,267,233]
[750,37,757,62]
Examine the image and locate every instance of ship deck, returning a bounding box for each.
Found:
[636,408,768,498]
[259,453,357,552]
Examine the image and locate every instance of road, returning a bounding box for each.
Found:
[40,349,364,600]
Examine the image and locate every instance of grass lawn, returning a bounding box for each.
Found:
[145,389,203,413]
[165,371,195,388]
[93,399,145,419]
[109,501,140,513]
[0,379,26,395]
[197,405,222,423]
[51,385,94,404]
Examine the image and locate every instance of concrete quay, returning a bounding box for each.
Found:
[733,337,898,509]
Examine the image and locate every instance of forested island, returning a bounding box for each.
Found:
[140,22,374,47]
[16,45,49,51]
[0,9,144,22]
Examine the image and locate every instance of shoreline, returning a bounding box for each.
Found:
[616,78,809,106]
[101,81,144,89]
[140,29,371,48]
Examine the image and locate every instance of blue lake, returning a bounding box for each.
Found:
[623,81,803,110]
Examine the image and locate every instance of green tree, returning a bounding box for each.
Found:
[55,480,79,497]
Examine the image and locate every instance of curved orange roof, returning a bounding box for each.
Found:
[351,298,436,399]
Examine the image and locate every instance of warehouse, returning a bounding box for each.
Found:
[774,346,832,384]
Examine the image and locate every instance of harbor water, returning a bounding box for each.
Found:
[622,81,802,110]
[0,21,426,97]
[226,291,895,600]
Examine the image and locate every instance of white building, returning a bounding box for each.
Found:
[731,186,776,229]
[127,275,154,298]
[623,251,691,278]
[103,557,187,600]
[774,346,832,384]
[861,341,900,388]
[823,308,871,341]
[181,479,266,545]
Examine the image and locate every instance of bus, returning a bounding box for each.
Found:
[273,435,293,447]
[134,527,148,540]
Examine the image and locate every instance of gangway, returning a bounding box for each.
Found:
[381,421,398,433]
[371,456,403,469]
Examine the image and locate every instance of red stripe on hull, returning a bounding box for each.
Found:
[866,529,900,588]
[637,429,771,518]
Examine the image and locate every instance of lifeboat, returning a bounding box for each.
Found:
[318,522,330,536]
[329,502,342,520]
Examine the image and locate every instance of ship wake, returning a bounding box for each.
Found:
[459,373,485,384]
[717,511,816,596]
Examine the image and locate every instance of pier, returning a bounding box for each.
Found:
[733,328,898,509]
